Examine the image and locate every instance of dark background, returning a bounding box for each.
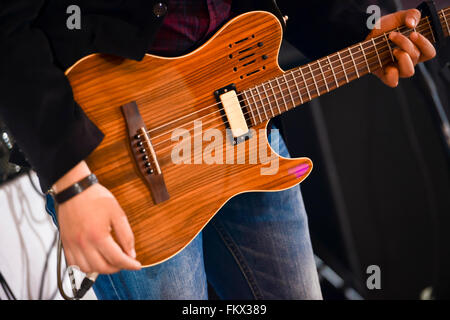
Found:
[1,0,449,300]
[277,0,450,299]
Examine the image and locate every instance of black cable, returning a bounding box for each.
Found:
[27,170,45,198]
[0,271,16,300]
[74,277,96,300]
[26,167,60,299]
[38,231,58,300]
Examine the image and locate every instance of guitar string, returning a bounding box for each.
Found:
[239,24,435,120]
[148,12,446,161]
[147,25,433,151]
[139,20,428,138]
[152,27,437,158]
[143,20,442,146]
[155,25,434,165]
[125,10,447,155]
[140,10,448,140]
[146,25,435,150]
[135,11,448,145]
[151,27,435,156]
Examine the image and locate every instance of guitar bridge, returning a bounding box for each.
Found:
[121,101,169,204]
[137,127,162,175]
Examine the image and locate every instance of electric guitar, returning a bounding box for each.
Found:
[65,9,450,266]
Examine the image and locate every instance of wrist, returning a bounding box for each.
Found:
[53,161,91,194]
[53,173,98,205]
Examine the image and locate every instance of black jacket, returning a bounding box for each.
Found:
[0,0,370,191]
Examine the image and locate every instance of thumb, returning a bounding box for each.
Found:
[389,9,421,30]
[367,9,421,39]
[403,9,421,29]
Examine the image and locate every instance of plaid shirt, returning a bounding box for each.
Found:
[149,0,232,56]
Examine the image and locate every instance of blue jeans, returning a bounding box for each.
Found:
[46,129,322,300]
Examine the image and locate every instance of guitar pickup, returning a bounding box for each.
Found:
[214,84,251,144]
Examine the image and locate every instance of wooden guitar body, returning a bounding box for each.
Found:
[66,11,312,266]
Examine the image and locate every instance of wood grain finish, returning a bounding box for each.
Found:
[66,11,312,266]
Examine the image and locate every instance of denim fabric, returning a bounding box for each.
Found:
[46,127,322,300]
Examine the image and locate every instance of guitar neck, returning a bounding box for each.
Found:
[243,7,450,126]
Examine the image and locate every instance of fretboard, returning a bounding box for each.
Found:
[243,7,450,126]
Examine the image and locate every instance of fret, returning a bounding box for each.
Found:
[249,89,263,122]
[291,71,304,104]
[249,87,263,123]
[426,17,436,42]
[327,55,339,88]
[383,33,395,62]
[299,67,311,101]
[275,77,289,111]
[317,59,329,92]
[396,26,409,42]
[282,73,296,109]
[337,51,349,83]
[307,64,320,96]
[348,47,360,78]
[255,85,268,120]
[396,26,406,39]
[268,80,282,114]
[261,81,275,117]
[443,11,450,34]
[359,43,371,73]
[243,90,257,125]
[371,38,383,68]
[235,7,450,124]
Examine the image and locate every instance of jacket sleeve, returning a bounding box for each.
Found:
[0,1,104,191]
[276,0,372,60]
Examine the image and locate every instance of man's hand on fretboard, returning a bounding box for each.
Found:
[366,9,437,88]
